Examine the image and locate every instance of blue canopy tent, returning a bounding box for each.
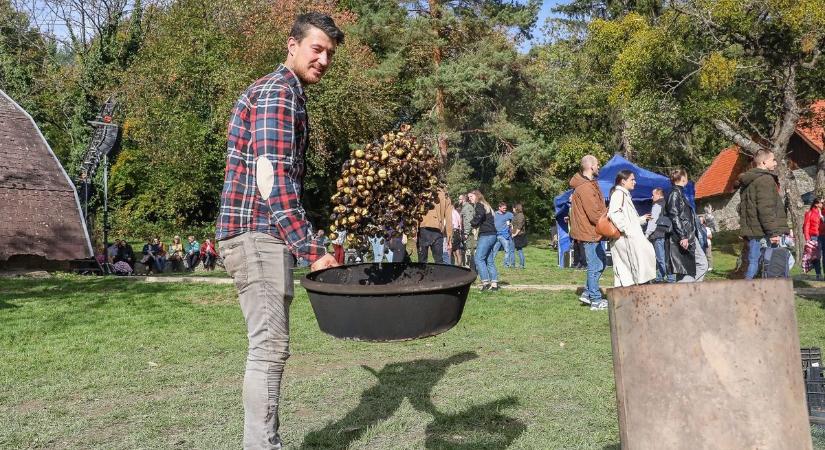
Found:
[553,155,695,267]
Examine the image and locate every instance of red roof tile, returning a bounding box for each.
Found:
[797,100,825,153]
[695,146,750,199]
[0,89,93,262]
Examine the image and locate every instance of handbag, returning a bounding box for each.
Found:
[596,192,623,240]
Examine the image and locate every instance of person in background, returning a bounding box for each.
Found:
[511,203,527,269]
[737,149,790,279]
[665,168,707,282]
[107,240,118,264]
[185,235,200,271]
[168,236,185,272]
[369,234,387,263]
[569,155,607,309]
[315,230,329,249]
[332,229,346,264]
[451,201,463,265]
[141,238,158,274]
[201,238,218,271]
[459,193,476,269]
[114,239,135,269]
[153,237,167,273]
[803,198,823,280]
[698,216,713,272]
[492,202,515,268]
[645,187,673,282]
[416,187,453,263]
[607,170,656,287]
[470,189,499,291]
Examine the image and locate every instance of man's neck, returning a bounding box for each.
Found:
[582,171,593,180]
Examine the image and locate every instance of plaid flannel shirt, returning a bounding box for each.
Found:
[216,65,326,263]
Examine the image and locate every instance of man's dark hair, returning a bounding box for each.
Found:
[652,187,665,195]
[499,202,507,208]
[290,12,345,45]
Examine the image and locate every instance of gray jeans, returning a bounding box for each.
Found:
[677,244,708,283]
[220,232,293,449]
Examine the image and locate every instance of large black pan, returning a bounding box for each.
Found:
[301,263,476,342]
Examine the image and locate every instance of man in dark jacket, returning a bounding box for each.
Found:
[569,155,608,310]
[645,187,673,282]
[665,169,707,282]
[738,149,790,279]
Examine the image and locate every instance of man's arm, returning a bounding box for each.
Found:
[582,188,606,225]
[645,203,661,237]
[251,87,326,263]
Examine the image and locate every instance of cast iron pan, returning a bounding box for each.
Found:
[301,263,476,342]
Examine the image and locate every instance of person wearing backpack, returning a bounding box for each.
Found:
[737,149,790,279]
[664,168,708,282]
[645,187,674,283]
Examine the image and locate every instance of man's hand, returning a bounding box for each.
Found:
[310,253,340,272]
[679,238,689,250]
[643,213,652,221]
[769,235,780,245]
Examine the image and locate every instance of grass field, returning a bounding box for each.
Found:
[2,254,825,448]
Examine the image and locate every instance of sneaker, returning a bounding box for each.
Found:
[480,284,490,292]
[590,300,608,311]
[490,285,500,292]
[578,293,591,305]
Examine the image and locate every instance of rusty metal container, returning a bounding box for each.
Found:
[608,279,812,450]
[301,263,475,342]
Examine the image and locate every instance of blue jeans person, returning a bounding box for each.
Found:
[370,236,387,263]
[492,235,515,267]
[652,238,674,282]
[583,241,606,302]
[474,234,499,284]
[515,247,525,268]
[744,237,764,280]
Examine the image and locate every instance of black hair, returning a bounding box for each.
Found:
[614,169,635,187]
[290,12,345,45]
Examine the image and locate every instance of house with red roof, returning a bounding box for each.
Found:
[695,100,825,230]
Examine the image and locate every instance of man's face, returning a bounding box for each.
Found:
[764,153,777,171]
[592,162,600,177]
[652,190,662,202]
[287,27,337,85]
[498,205,507,213]
[188,237,194,243]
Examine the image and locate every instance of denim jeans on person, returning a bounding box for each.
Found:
[652,238,674,282]
[744,237,764,280]
[492,235,515,267]
[475,234,498,284]
[369,236,392,262]
[583,242,606,301]
[515,247,525,268]
[219,232,293,449]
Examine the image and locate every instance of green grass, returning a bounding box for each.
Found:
[1,274,824,449]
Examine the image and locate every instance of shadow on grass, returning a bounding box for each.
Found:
[299,351,525,449]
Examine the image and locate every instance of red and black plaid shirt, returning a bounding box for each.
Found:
[216,65,326,262]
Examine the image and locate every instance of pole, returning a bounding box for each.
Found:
[103,154,109,252]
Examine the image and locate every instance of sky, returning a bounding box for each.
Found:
[522,0,565,51]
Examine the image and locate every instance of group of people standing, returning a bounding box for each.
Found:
[569,149,791,311]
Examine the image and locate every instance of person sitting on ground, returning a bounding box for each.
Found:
[607,170,656,287]
[167,236,185,272]
[141,238,160,274]
[114,239,136,269]
[201,238,218,271]
[185,235,201,271]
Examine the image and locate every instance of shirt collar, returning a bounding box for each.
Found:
[616,186,630,195]
[279,64,304,96]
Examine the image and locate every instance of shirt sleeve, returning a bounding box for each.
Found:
[645,203,660,237]
[251,87,326,263]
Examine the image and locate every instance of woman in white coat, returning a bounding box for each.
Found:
[608,170,657,286]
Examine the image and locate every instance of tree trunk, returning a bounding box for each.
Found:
[815,133,825,198]
[620,119,633,161]
[776,161,804,259]
[429,0,448,162]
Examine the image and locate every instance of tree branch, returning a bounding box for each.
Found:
[712,119,763,155]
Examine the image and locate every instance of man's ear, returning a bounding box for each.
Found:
[287,36,297,57]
